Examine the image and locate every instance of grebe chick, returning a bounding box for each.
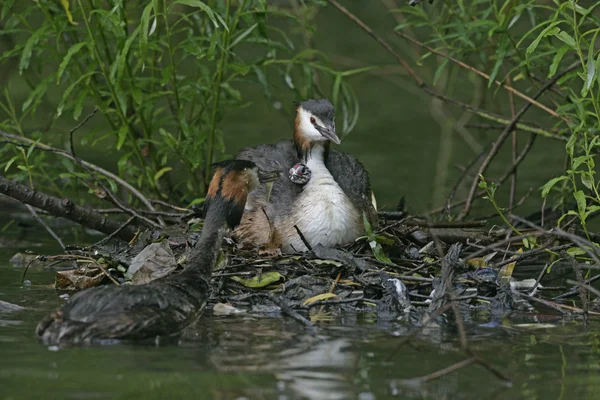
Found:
[235,99,377,253]
[36,160,277,346]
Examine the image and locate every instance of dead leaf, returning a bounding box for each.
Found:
[303,292,338,305]
[55,266,105,290]
[213,303,244,315]
[128,239,177,285]
[499,248,522,284]
[230,271,282,288]
[313,259,343,267]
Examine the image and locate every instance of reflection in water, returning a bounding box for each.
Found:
[182,314,358,400]
[272,338,356,400]
[3,251,600,400]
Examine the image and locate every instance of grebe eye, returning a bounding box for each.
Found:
[310,117,315,124]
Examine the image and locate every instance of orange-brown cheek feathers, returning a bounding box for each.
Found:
[293,112,311,157]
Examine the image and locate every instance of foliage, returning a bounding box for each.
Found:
[397,1,600,239]
[0,0,365,206]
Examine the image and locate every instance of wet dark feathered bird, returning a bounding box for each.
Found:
[35,160,277,346]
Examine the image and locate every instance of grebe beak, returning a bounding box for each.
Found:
[315,124,341,145]
[258,170,279,183]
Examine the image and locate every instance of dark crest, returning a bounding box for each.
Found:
[210,159,256,175]
[294,99,335,126]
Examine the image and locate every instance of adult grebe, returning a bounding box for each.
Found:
[234,99,377,253]
[36,160,277,346]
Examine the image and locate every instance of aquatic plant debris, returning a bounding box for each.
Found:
[20,213,598,327]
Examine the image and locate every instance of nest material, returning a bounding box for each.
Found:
[46,216,598,326]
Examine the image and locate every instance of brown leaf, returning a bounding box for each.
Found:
[55,266,105,290]
[128,239,177,285]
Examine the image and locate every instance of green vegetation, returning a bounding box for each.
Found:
[2,0,600,253]
[0,0,364,206]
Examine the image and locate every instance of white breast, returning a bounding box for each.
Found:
[281,155,362,253]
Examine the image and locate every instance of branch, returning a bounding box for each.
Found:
[457,61,579,220]
[0,130,158,213]
[0,175,137,242]
[395,31,567,122]
[325,0,424,86]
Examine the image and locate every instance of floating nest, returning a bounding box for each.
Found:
[20,213,598,327]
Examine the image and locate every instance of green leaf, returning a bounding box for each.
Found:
[4,155,18,173]
[57,72,96,117]
[228,23,257,50]
[585,205,600,220]
[172,0,227,31]
[582,40,598,96]
[22,75,52,113]
[230,271,282,288]
[572,155,592,170]
[313,259,343,267]
[154,167,172,182]
[332,74,342,109]
[566,247,586,256]
[26,139,39,159]
[363,212,391,264]
[541,176,568,198]
[116,125,128,150]
[574,190,587,216]
[554,30,576,49]
[526,21,562,59]
[488,35,509,87]
[548,45,569,78]
[581,172,594,190]
[112,27,140,84]
[433,58,449,86]
[57,42,88,84]
[19,25,49,74]
[139,2,154,64]
[59,0,78,25]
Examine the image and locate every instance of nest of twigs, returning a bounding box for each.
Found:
[26,214,598,329]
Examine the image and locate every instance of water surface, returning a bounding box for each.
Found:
[2,233,600,400]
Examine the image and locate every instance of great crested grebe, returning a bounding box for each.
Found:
[234,99,377,253]
[36,160,277,346]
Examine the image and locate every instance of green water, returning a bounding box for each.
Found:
[0,2,590,399]
[1,214,600,400]
[2,245,600,400]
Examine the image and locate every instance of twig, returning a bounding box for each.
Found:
[444,150,485,215]
[325,0,423,86]
[378,211,405,220]
[262,293,315,329]
[457,61,580,220]
[0,130,158,213]
[429,132,538,215]
[92,215,136,247]
[463,232,542,261]
[394,30,567,121]
[397,357,476,384]
[62,114,165,229]
[554,273,600,301]
[304,296,365,309]
[69,108,98,159]
[24,204,66,250]
[566,279,600,299]
[293,225,313,251]
[150,199,188,211]
[506,74,517,210]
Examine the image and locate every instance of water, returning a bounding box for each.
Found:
[0,2,591,399]
[2,225,600,400]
